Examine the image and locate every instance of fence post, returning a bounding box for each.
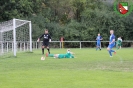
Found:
[7,42,8,52]
[2,42,3,53]
[27,42,28,51]
[36,42,38,49]
[60,41,61,49]
[80,41,81,49]
[39,42,41,49]
[20,42,22,51]
[24,42,25,51]
[12,42,13,52]
[32,42,34,49]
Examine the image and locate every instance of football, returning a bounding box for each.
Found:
[41,57,45,60]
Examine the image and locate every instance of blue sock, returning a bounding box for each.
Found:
[110,50,115,52]
[108,50,112,56]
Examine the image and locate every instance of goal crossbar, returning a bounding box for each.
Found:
[0,19,30,33]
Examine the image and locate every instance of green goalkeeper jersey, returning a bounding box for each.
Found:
[48,51,74,59]
[58,52,74,59]
[58,54,66,58]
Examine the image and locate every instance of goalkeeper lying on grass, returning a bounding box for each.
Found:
[46,49,75,59]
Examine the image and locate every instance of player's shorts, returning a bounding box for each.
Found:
[42,41,49,47]
[96,42,101,47]
[108,44,115,49]
[117,43,121,46]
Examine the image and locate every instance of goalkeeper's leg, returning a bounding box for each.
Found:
[47,54,54,57]
[46,53,59,58]
[120,44,122,49]
[46,42,50,54]
[47,47,50,54]
[42,42,45,55]
[118,44,120,50]
[42,46,44,55]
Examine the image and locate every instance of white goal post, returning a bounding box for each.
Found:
[0,18,32,56]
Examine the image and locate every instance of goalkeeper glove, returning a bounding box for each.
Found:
[49,39,51,42]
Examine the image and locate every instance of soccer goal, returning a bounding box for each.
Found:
[0,18,32,57]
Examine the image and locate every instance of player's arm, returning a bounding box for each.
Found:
[100,36,103,40]
[67,49,75,55]
[121,39,122,42]
[100,38,103,40]
[48,34,52,42]
[110,39,115,44]
[68,51,75,55]
[37,34,44,42]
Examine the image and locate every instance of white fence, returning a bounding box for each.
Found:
[0,41,31,54]
[1,41,133,55]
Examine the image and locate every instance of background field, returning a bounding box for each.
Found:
[0,48,133,88]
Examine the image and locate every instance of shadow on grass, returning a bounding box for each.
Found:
[0,55,17,59]
[0,52,33,59]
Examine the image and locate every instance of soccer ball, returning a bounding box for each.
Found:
[41,57,45,60]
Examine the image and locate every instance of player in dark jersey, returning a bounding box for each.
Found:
[37,29,51,55]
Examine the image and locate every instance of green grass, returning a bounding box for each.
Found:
[0,48,133,88]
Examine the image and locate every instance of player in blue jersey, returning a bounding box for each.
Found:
[107,30,116,57]
[96,33,103,51]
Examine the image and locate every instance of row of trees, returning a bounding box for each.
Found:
[0,0,133,47]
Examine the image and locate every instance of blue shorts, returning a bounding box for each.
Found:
[108,44,115,49]
[97,42,100,47]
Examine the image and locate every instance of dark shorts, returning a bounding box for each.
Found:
[117,43,121,46]
[117,44,120,46]
[42,41,49,47]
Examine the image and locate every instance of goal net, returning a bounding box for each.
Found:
[0,18,32,57]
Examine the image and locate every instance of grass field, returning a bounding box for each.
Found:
[0,48,133,88]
